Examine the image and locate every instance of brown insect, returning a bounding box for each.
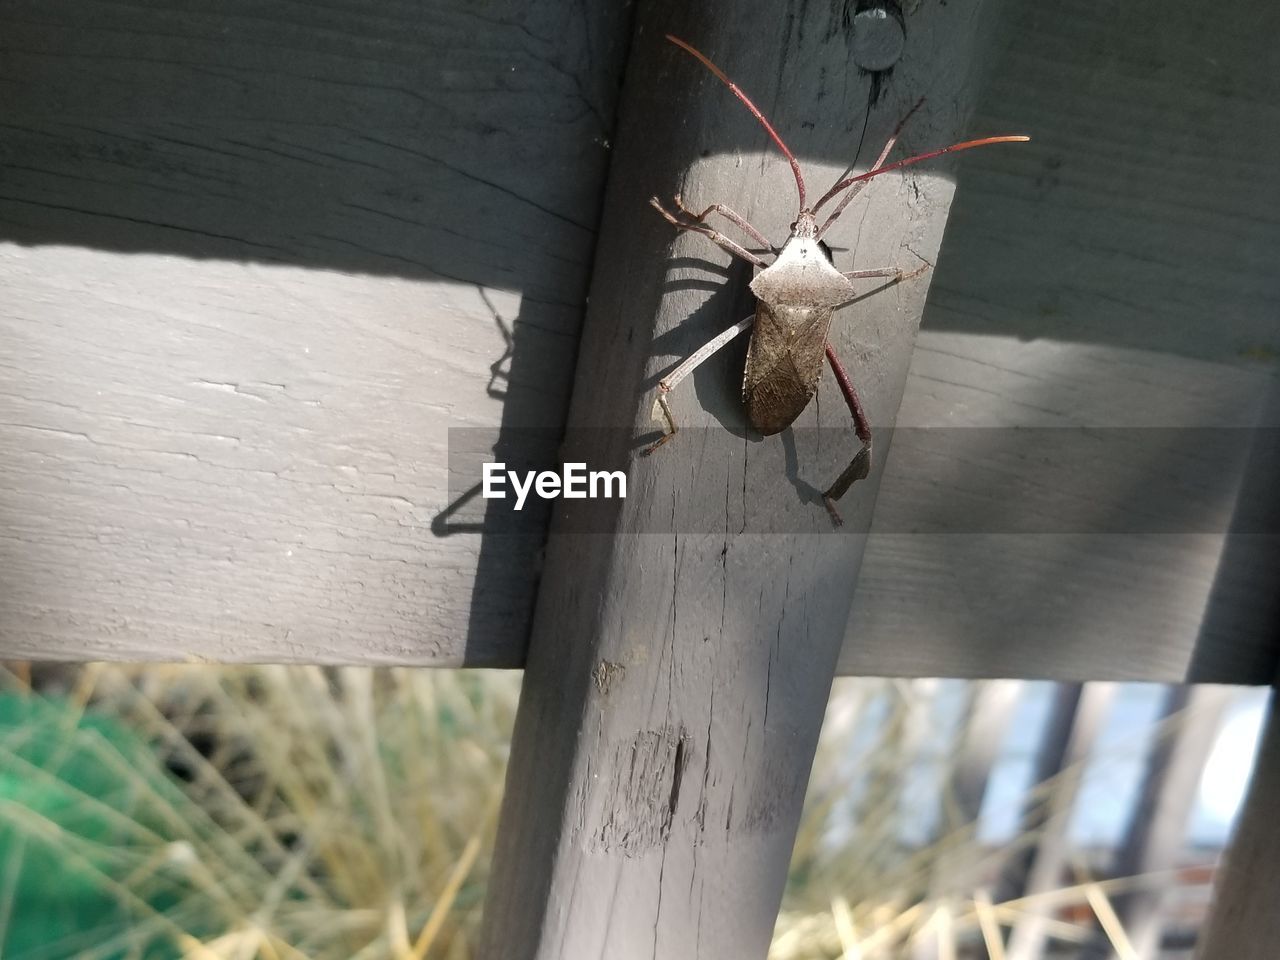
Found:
[644,35,1028,524]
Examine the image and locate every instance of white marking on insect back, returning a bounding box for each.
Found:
[750,236,855,309]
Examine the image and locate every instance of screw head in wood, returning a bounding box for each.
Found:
[852,1,906,72]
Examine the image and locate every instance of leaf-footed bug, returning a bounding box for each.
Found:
[643,34,1029,525]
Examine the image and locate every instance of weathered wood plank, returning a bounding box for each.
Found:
[478,2,1014,956]
[6,0,1277,686]
[0,0,631,664]
[842,0,1280,683]
[1193,689,1280,958]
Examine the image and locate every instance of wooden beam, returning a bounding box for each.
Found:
[7,1,1277,690]
[842,0,1280,684]
[478,1,1012,956]
[0,0,630,666]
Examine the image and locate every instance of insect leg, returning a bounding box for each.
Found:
[820,342,873,527]
[650,198,771,269]
[842,263,930,283]
[816,98,925,238]
[643,314,756,456]
[672,195,774,252]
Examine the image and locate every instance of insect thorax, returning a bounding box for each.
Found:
[750,235,857,309]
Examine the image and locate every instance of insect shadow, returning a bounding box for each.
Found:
[477,286,515,401]
[637,255,758,448]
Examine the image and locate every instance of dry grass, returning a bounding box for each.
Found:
[770,678,1217,959]
[0,664,517,959]
[0,667,1219,959]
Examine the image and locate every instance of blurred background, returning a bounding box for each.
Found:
[0,664,1264,958]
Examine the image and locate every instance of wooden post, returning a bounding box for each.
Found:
[479,1,1012,956]
[1193,689,1280,958]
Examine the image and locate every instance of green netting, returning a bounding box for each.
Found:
[0,693,207,959]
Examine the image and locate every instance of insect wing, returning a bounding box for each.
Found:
[742,302,834,435]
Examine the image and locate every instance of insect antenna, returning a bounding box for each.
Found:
[665,35,808,211]
[816,97,924,239]
[812,133,1030,222]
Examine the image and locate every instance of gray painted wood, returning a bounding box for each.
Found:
[0,0,631,665]
[1194,689,1280,959]
[478,2,1013,956]
[842,0,1280,684]
[4,0,1277,688]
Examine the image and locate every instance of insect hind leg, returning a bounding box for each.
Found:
[643,314,756,456]
[821,342,873,526]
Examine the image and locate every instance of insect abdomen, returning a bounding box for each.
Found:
[741,302,832,435]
